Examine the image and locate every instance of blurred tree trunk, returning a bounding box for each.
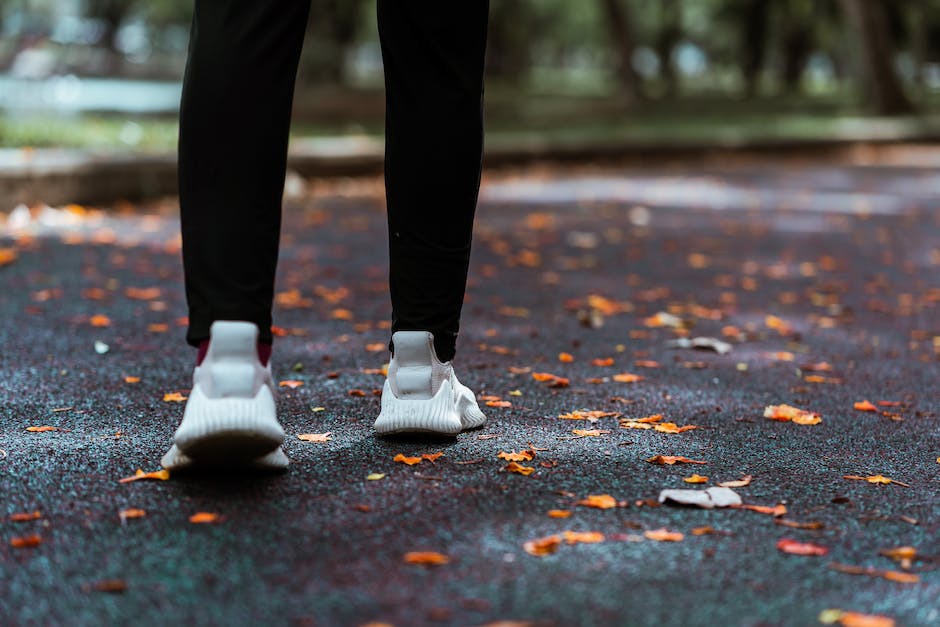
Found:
[486,1,532,82]
[655,0,681,97]
[599,0,643,104]
[739,0,768,98]
[838,0,915,114]
[85,0,131,73]
[301,0,364,85]
[780,1,812,93]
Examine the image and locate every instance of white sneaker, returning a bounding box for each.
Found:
[161,321,288,470]
[373,331,486,435]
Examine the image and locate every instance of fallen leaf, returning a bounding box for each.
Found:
[776,538,828,556]
[89,314,111,327]
[123,376,140,384]
[843,475,910,487]
[692,526,716,536]
[498,450,535,462]
[26,425,59,432]
[0,248,18,266]
[734,503,787,517]
[523,534,561,556]
[403,551,450,566]
[189,512,222,524]
[854,400,878,412]
[717,475,753,488]
[163,392,187,402]
[571,429,611,437]
[764,404,822,425]
[118,508,146,521]
[612,373,644,383]
[10,534,42,548]
[394,453,422,465]
[774,519,825,530]
[486,400,512,408]
[666,336,733,354]
[88,579,128,593]
[683,474,709,484]
[879,546,917,569]
[547,509,572,518]
[591,357,614,367]
[828,562,919,584]
[558,409,620,421]
[558,352,575,363]
[366,473,385,481]
[634,360,660,368]
[118,468,170,483]
[653,422,698,434]
[125,287,161,300]
[819,609,895,627]
[297,432,332,443]
[646,455,707,465]
[279,380,304,389]
[348,388,367,397]
[505,461,535,476]
[532,372,570,388]
[577,494,618,509]
[644,528,684,542]
[562,530,604,544]
[9,511,42,522]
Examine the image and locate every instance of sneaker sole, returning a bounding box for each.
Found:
[174,387,284,464]
[373,379,463,435]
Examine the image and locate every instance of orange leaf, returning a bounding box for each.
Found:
[498,450,535,462]
[880,570,920,584]
[422,452,444,463]
[591,357,614,367]
[403,551,450,566]
[523,534,561,556]
[558,352,574,363]
[118,468,170,484]
[717,475,753,488]
[558,409,620,421]
[837,612,897,627]
[691,526,716,536]
[26,425,58,432]
[763,404,821,425]
[653,422,698,434]
[297,432,332,443]
[547,509,572,519]
[646,455,707,465]
[90,314,112,327]
[394,453,422,465]
[577,494,618,509]
[571,429,610,437]
[634,360,660,368]
[9,511,42,522]
[486,400,512,408]
[123,376,141,384]
[776,538,828,556]
[279,380,304,389]
[505,461,535,476]
[532,372,569,388]
[10,534,42,548]
[348,389,367,397]
[163,392,188,402]
[124,287,162,300]
[644,528,684,542]
[843,474,910,487]
[612,373,644,383]
[0,248,18,266]
[734,503,787,517]
[189,512,222,524]
[331,308,354,320]
[683,474,709,484]
[853,400,878,412]
[562,530,605,544]
[119,508,146,521]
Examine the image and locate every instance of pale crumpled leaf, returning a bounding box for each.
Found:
[666,337,733,354]
[658,486,742,509]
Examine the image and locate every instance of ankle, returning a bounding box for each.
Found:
[196,339,272,366]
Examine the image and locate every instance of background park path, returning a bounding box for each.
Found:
[1,158,938,626]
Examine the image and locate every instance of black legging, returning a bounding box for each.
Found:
[179,1,489,362]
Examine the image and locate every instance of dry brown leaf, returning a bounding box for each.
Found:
[764,404,822,425]
[828,562,920,585]
[403,551,450,566]
[691,526,716,536]
[189,512,222,524]
[853,400,878,412]
[646,455,707,465]
[577,494,618,509]
[843,475,910,487]
[505,462,535,476]
[498,450,535,462]
[644,528,684,542]
[523,534,561,556]
[297,432,332,443]
[776,538,828,556]
[25,426,59,432]
[774,519,824,530]
[118,468,170,484]
[683,474,709,484]
[653,422,698,434]
[734,503,787,517]
[532,372,570,388]
[571,429,610,437]
[558,410,620,421]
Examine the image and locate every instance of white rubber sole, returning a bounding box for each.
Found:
[373,378,486,435]
[161,443,289,471]
[170,383,285,465]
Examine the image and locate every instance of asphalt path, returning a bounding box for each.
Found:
[1,162,938,626]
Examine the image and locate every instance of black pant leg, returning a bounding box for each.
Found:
[378,0,490,362]
[179,0,311,347]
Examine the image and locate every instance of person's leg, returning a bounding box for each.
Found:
[377,0,490,363]
[179,0,312,349]
[373,1,489,436]
[166,0,311,471]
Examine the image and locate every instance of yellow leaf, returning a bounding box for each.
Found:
[683,474,709,484]
[163,392,188,402]
[118,468,170,483]
[505,462,535,476]
[366,473,385,481]
[498,450,535,462]
[523,534,561,556]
